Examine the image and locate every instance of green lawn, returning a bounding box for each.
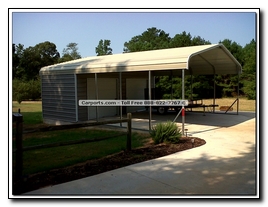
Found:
[21,129,150,175]
[12,101,42,125]
[12,101,151,175]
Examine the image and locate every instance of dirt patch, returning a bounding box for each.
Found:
[15,136,205,194]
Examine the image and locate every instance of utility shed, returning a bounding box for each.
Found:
[39,44,242,125]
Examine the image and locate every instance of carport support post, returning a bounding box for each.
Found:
[170,70,173,99]
[127,113,132,151]
[148,70,152,131]
[182,69,185,135]
[213,71,216,113]
[190,73,193,100]
[95,73,99,122]
[119,72,122,127]
[237,73,240,115]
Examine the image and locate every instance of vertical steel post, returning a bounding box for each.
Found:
[170,70,173,99]
[148,70,152,131]
[182,69,185,135]
[127,113,132,151]
[74,74,78,122]
[95,73,99,122]
[190,73,193,101]
[237,73,240,115]
[119,72,122,127]
[213,71,216,113]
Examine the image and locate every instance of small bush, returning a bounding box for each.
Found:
[13,79,41,103]
[150,121,182,144]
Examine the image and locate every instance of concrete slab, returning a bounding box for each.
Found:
[107,110,255,131]
[30,167,187,195]
[24,111,257,197]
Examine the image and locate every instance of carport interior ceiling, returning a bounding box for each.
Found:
[40,44,242,76]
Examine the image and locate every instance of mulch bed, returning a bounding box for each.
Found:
[14,136,206,194]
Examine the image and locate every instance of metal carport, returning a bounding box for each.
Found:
[39,44,242,133]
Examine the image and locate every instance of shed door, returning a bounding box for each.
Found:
[126,78,147,113]
[87,78,117,119]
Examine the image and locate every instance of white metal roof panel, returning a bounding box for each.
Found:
[39,44,242,75]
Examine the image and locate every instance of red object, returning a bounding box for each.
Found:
[182,108,185,116]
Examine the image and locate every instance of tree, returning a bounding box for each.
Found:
[169,31,192,48]
[169,32,211,48]
[59,42,81,63]
[123,27,171,53]
[58,54,73,63]
[191,36,211,46]
[95,39,112,56]
[12,41,59,102]
[217,39,243,97]
[12,43,24,79]
[35,41,60,66]
[13,78,41,103]
[18,41,60,80]
[219,39,243,64]
[240,39,256,99]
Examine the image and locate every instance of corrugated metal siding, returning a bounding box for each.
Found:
[41,74,76,122]
[76,75,88,121]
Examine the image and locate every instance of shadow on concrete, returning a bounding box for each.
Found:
[128,110,256,128]
[125,142,256,195]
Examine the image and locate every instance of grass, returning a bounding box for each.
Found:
[21,129,150,175]
[12,101,151,175]
[12,101,42,125]
[21,128,123,147]
[193,97,256,112]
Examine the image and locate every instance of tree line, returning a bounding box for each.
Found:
[12,27,256,103]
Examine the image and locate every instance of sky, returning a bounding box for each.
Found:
[11,9,257,58]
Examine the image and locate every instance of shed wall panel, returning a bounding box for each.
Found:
[41,74,76,123]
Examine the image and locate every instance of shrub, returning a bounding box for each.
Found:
[150,121,182,144]
[13,79,41,103]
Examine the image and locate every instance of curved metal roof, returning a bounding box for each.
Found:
[39,44,242,75]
